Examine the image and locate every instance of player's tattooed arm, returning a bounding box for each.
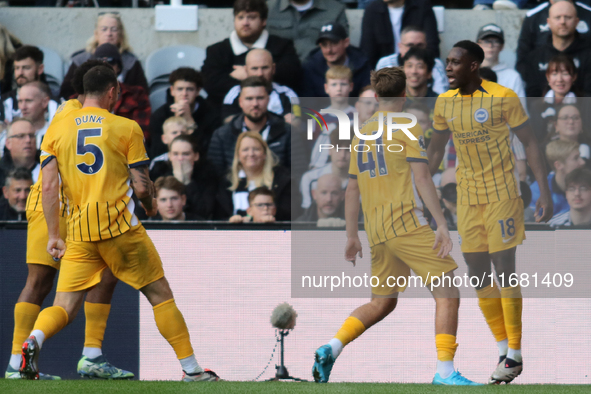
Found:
[129,165,157,216]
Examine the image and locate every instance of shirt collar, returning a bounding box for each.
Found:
[544,90,577,104]
[230,29,269,56]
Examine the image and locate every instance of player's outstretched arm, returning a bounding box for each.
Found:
[426,129,451,175]
[41,158,66,260]
[514,123,553,222]
[344,178,363,266]
[129,164,157,217]
[410,161,453,258]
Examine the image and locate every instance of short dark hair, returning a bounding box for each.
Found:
[169,67,203,89]
[233,0,268,20]
[170,134,198,154]
[441,183,457,204]
[330,128,351,147]
[480,67,497,83]
[83,65,118,97]
[371,67,406,98]
[566,167,591,189]
[72,60,113,95]
[248,186,275,205]
[453,40,485,64]
[401,25,425,37]
[13,45,43,64]
[240,76,271,94]
[155,176,186,197]
[402,47,435,73]
[5,167,33,188]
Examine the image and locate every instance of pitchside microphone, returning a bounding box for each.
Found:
[270,302,297,330]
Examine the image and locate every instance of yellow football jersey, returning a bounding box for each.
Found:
[432,80,528,205]
[26,99,83,215]
[349,111,429,247]
[40,106,150,242]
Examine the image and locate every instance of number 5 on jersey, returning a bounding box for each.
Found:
[77,128,104,175]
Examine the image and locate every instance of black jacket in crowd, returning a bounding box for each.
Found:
[207,112,292,177]
[360,0,440,69]
[148,95,221,160]
[517,33,591,97]
[0,197,26,221]
[201,34,301,106]
[517,1,591,86]
[215,165,291,221]
[149,159,219,220]
[300,45,371,98]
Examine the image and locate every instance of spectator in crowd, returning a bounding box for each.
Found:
[549,167,591,227]
[91,43,151,140]
[222,48,298,123]
[517,0,591,79]
[297,173,345,224]
[300,130,349,209]
[517,1,591,97]
[17,81,51,149]
[300,23,371,98]
[479,67,498,83]
[229,186,278,223]
[473,0,526,10]
[0,118,39,188]
[401,47,438,99]
[60,12,148,100]
[530,54,581,141]
[266,0,349,62]
[404,101,433,146]
[476,24,526,97]
[543,104,591,161]
[216,131,291,221]
[202,0,301,106]
[360,0,440,69]
[531,139,585,215]
[355,86,379,125]
[1,45,59,124]
[208,77,291,176]
[150,135,218,220]
[149,116,189,170]
[153,176,201,221]
[149,67,220,160]
[440,182,457,230]
[376,26,448,94]
[0,23,21,95]
[0,167,32,221]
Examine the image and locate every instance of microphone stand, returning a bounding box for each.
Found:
[266,329,307,382]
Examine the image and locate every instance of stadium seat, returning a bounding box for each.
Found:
[145,45,206,93]
[39,46,64,96]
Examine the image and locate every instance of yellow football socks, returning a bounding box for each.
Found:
[12,302,40,355]
[500,285,523,351]
[334,316,366,346]
[32,306,69,341]
[153,299,193,359]
[435,334,458,361]
[84,302,111,349]
[476,283,508,343]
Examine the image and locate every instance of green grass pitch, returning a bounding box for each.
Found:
[0,381,589,393]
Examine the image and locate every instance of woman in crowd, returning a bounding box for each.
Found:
[217,131,290,222]
[0,24,21,95]
[544,104,591,163]
[150,135,218,220]
[60,12,147,99]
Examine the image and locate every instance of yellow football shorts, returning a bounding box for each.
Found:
[371,225,458,296]
[457,198,525,254]
[56,223,164,292]
[26,210,67,269]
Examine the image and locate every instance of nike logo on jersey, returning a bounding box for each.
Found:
[447,117,458,122]
[502,236,515,243]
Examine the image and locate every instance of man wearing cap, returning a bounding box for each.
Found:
[92,43,151,140]
[267,0,349,62]
[300,23,371,98]
[477,24,525,97]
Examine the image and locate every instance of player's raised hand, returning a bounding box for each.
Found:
[345,237,363,266]
[433,226,453,258]
[534,192,553,223]
[47,237,66,261]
